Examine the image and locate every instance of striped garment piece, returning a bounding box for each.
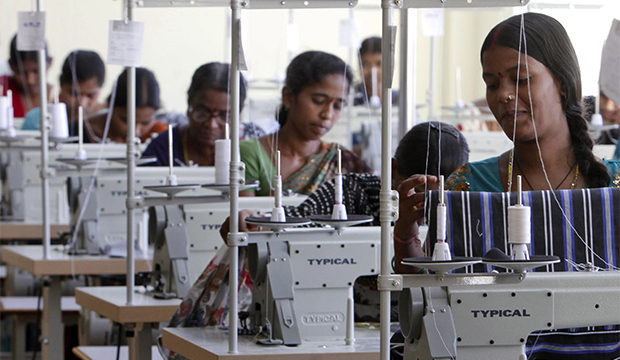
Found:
[425,187,620,359]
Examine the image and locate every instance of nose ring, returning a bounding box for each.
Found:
[507,95,514,101]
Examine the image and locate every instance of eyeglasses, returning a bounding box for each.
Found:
[188,106,230,124]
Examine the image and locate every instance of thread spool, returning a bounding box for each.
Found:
[215,139,231,184]
[369,67,381,109]
[0,95,9,130]
[436,204,447,241]
[48,102,69,138]
[5,107,16,137]
[509,175,530,260]
[271,175,286,222]
[271,150,286,222]
[75,106,87,160]
[331,173,347,220]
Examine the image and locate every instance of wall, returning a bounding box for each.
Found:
[1,1,614,123]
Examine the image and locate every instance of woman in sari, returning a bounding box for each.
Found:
[164,52,369,353]
[240,50,371,196]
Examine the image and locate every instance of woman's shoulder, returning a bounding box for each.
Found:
[239,137,262,153]
[603,159,620,187]
[446,156,503,192]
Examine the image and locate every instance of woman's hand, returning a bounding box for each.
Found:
[219,209,261,244]
[394,174,437,241]
[393,174,437,274]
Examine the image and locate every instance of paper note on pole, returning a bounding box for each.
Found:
[17,12,46,51]
[108,20,144,67]
[421,9,444,37]
[600,19,620,106]
[339,18,360,48]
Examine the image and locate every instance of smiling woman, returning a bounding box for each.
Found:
[240,51,372,197]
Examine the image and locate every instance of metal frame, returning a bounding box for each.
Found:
[136,0,358,8]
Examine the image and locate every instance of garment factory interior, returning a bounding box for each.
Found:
[0,0,619,359]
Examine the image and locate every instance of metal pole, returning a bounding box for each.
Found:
[398,8,408,139]
[380,4,394,360]
[125,0,136,305]
[398,8,417,138]
[37,0,51,259]
[228,0,242,353]
[346,7,355,151]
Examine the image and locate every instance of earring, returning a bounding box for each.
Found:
[507,95,514,101]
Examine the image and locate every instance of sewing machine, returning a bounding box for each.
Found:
[2,142,129,223]
[246,226,381,345]
[397,270,620,359]
[149,195,307,299]
[395,187,620,359]
[67,166,216,255]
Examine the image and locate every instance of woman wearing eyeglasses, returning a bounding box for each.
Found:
[240,51,372,196]
[142,62,264,166]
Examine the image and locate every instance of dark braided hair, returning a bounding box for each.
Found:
[481,13,610,188]
[277,51,353,126]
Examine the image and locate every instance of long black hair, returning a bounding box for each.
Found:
[481,12,610,188]
[187,62,247,111]
[277,51,353,126]
[112,67,160,110]
[394,121,469,178]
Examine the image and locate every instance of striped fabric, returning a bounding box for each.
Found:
[425,187,620,359]
[427,188,620,273]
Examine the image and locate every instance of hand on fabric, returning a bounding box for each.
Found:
[219,209,261,244]
[394,174,437,241]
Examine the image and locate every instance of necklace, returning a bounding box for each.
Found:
[507,149,579,191]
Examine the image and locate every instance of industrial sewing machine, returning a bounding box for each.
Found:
[396,269,620,359]
[394,187,620,359]
[67,166,217,255]
[149,195,307,299]
[2,141,129,223]
[246,226,381,345]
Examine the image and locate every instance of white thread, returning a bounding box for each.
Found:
[436,204,447,241]
[508,206,531,245]
[48,102,69,138]
[0,95,9,129]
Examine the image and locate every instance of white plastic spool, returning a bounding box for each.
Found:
[0,96,9,130]
[48,102,69,138]
[215,139,232,184]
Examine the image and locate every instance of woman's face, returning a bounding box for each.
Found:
[482,46,566,143]
[111,106,157,141]
[60,77,102,121]
[187,88,230,148]
[600,93,620,125]
[283,74,348,140]
[11,59,49,96]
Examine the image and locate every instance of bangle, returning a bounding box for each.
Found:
[394,232,419,245]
